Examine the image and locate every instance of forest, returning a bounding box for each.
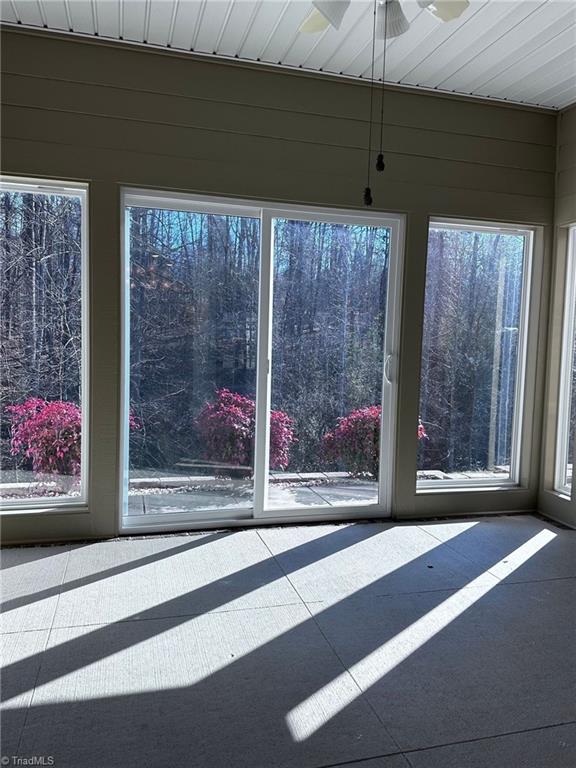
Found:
[1,191,83,491]
[1,190,574,495]
[128,208,389,477]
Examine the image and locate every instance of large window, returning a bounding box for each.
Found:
[555,226,576,496]
[417,220,532,489]
[122,192,403,524]
[0,179,87,505]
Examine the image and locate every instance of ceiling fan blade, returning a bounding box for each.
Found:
[300,0,351,33]
[314,0,351,29]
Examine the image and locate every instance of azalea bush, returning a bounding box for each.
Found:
[323,405,428,478]
[196,388,296,471]
[6,398,141,476]
[6,398,82,476]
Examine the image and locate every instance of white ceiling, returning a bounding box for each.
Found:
[2,0,575,110]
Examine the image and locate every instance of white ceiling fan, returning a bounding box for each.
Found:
[300,0,471,38]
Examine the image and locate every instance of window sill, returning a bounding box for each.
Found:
[416,482,523,495]
[544,487,571,502]
[0,503,89,516]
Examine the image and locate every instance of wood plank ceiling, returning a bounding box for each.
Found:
[2,0,575,109]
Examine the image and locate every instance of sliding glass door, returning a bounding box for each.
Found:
[124,198,261,518]
[265,216,393,511]
[121,192,403,528]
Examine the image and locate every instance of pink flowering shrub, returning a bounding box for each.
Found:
[196,388,296,471]
[323,406,428,478]
[269,409,295,471]
[323,405,381,478]
[7,398,82,476]
[6,398,141,476]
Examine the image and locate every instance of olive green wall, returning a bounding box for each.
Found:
[556,105,576,227]
[0,28,559,541]
[1,29,557,216]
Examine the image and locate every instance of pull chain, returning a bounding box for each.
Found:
[364,0,378,206]
[376,0,388,173]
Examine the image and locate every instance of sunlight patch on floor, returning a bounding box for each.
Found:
[286,528,557,742]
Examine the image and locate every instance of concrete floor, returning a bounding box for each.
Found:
[1,515,575,768]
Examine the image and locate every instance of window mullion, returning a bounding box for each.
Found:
[378,219,404,512]
[252,209,273,517]
[555,227,576,496]
[509,231,534,485]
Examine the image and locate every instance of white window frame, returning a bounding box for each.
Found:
[119,188,405,532]
[554,226,576,497]
[417,218,536,493]
[0,176,89,513]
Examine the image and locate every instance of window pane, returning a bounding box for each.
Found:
[418,224,527,485]
[0,186,85,502]
[268,218,390,509]
[556,227,576,494]
[126,207,260,516]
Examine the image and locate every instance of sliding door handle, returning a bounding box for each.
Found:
[384,353,395,384]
